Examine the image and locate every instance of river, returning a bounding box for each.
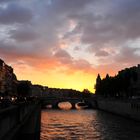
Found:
[41,109,140,140]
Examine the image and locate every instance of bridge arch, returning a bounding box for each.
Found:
[41,97,84,109]
[41,97,97,109]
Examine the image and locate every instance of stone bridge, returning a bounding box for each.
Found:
[41,96,97,109]
[0,100,41,140]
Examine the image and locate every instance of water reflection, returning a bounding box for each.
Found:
[41,110,98,140]
[41,109,140,140]
[58,102,72,110]
[75,102,88,109]
[46,104,52,109]
[95,111,140,140]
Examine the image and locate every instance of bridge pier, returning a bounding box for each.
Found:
[52,102,59,109]
[71,103,76,109]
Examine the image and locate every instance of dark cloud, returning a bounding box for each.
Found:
[0,40,45,59]
[9,28,39,42]
[115,47,140,65]
[0,0,16,3]
[95,50,109,57]
[87,45,111,57]
[50,0,94,14]
[0,3,32,24]
[54,49,71,59]
[66,0,140,50]
[73,59,93,71]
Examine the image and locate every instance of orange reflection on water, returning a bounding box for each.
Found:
[58,102,72,110]
[41,108,99,140]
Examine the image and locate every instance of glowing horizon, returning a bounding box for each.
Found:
[13,63,96,92]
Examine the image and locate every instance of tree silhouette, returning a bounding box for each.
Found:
[17,82,31,97]
[94,65,139,99]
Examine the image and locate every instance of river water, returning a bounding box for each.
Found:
[41,109,140,140]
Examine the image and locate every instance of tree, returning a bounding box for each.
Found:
[83,89,91,97]
[17,81,31,97]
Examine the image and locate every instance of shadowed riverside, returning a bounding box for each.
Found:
[0,100,41,140]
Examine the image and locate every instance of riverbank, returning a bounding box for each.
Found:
[97,98,140,121]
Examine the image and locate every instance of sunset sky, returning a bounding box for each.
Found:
[0,0,140,92]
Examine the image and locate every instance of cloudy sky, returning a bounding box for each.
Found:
[0,0,140,92]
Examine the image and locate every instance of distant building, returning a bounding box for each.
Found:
[17,80,32,97]
[130,64,140,96]
[0,59,18,96]
[31,84,44,97]
[0,59,5,94]
[118,64,140,97]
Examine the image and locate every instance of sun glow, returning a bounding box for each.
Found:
[14,65,96,93]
